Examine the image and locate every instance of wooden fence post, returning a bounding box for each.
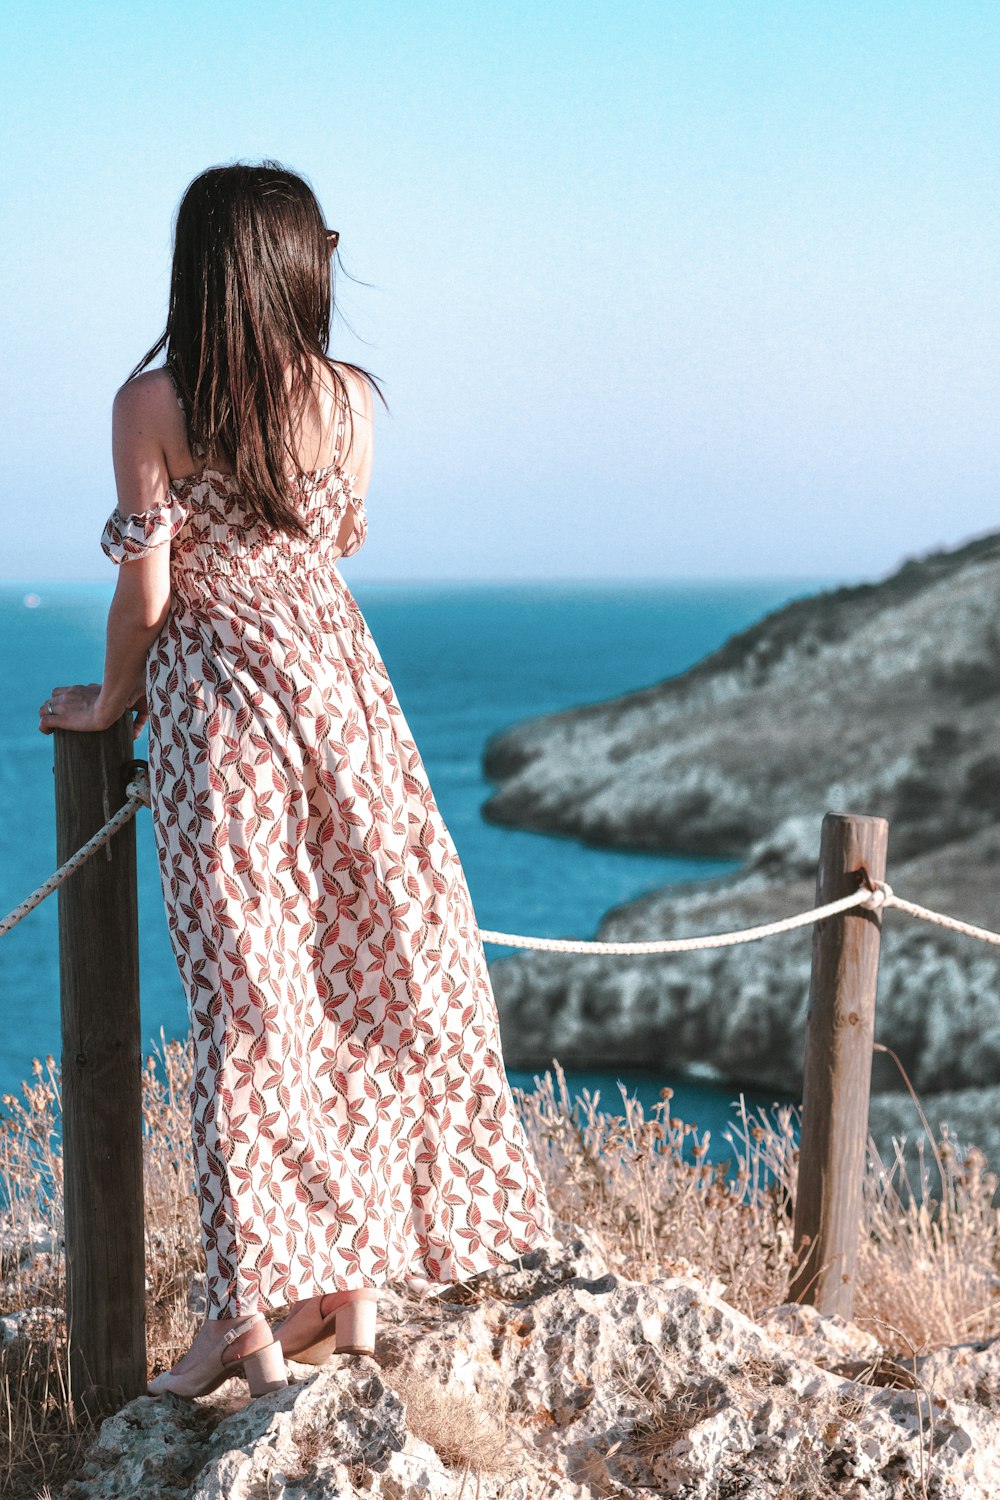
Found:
[54,716,146,1417]
[789,811,889,1319]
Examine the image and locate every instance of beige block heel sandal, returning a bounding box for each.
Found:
[275,1288,379,1364]
[147,1314,288,1399]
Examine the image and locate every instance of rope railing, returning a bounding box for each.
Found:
[479,878,1000,953]
[866,881,1000,948]
[478,884,884,954]
[0,766,151,939]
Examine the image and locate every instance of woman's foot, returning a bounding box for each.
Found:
[147,1311,288,1398]
[273,1288,379,1363]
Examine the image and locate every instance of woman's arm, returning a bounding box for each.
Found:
[38,379,175,737]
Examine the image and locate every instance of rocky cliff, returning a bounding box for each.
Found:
[480,531,1000,1145]
[482,528,1000,861]
[57,1231,1000,1499]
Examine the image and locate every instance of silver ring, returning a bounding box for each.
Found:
[45,702,56,714]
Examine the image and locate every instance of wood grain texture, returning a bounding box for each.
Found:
[789,812,889,1318]
[55,716,146,1415]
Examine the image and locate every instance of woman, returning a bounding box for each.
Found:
[38,162,553,1400]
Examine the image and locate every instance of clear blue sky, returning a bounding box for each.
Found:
[1,1,998,583]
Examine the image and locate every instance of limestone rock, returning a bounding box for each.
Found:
[60,1244,1000,1499]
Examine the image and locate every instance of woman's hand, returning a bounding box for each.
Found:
[38,683,109,736]
[38,674,148,739]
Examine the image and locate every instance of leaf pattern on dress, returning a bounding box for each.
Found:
[100,465,553,1315]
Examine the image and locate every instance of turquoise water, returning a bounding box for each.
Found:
[0,576,828,1152]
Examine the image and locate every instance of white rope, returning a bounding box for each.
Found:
[479,877,1000,956]
[0,770,151,938]
[871,880,1000,948]
[478,883,883,955]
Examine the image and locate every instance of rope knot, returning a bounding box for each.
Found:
[860,879,894,909]
[126,764,152,809]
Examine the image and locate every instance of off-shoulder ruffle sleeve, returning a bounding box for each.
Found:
[100,494,190,564]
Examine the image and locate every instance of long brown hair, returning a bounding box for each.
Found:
[128,161,387,537]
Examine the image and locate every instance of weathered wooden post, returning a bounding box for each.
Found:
[54,715,146,1416]
[789,811,889,1318]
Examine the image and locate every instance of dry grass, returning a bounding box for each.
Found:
[616,1361,729,1455]
[1,1044,998,1496]
[0,1033,201,1498]
[388,1365,519,1479]
[514,1061,1000,1356]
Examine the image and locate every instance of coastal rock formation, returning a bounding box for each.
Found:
[58,1233,1000,1499]
[481,529,1000,863]
[479,531,1000,1141]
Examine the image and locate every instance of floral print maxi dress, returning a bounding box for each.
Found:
[100,461,553,1317]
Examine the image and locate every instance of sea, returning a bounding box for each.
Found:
[0,576,831,1167]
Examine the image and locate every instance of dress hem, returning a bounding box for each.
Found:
[204,1217,557,1318]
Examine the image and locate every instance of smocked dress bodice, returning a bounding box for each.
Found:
[99,462,367,593]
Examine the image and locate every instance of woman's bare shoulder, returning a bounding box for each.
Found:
[113,367,194,475]
[113,367,181,419]
[318,360,373,421]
